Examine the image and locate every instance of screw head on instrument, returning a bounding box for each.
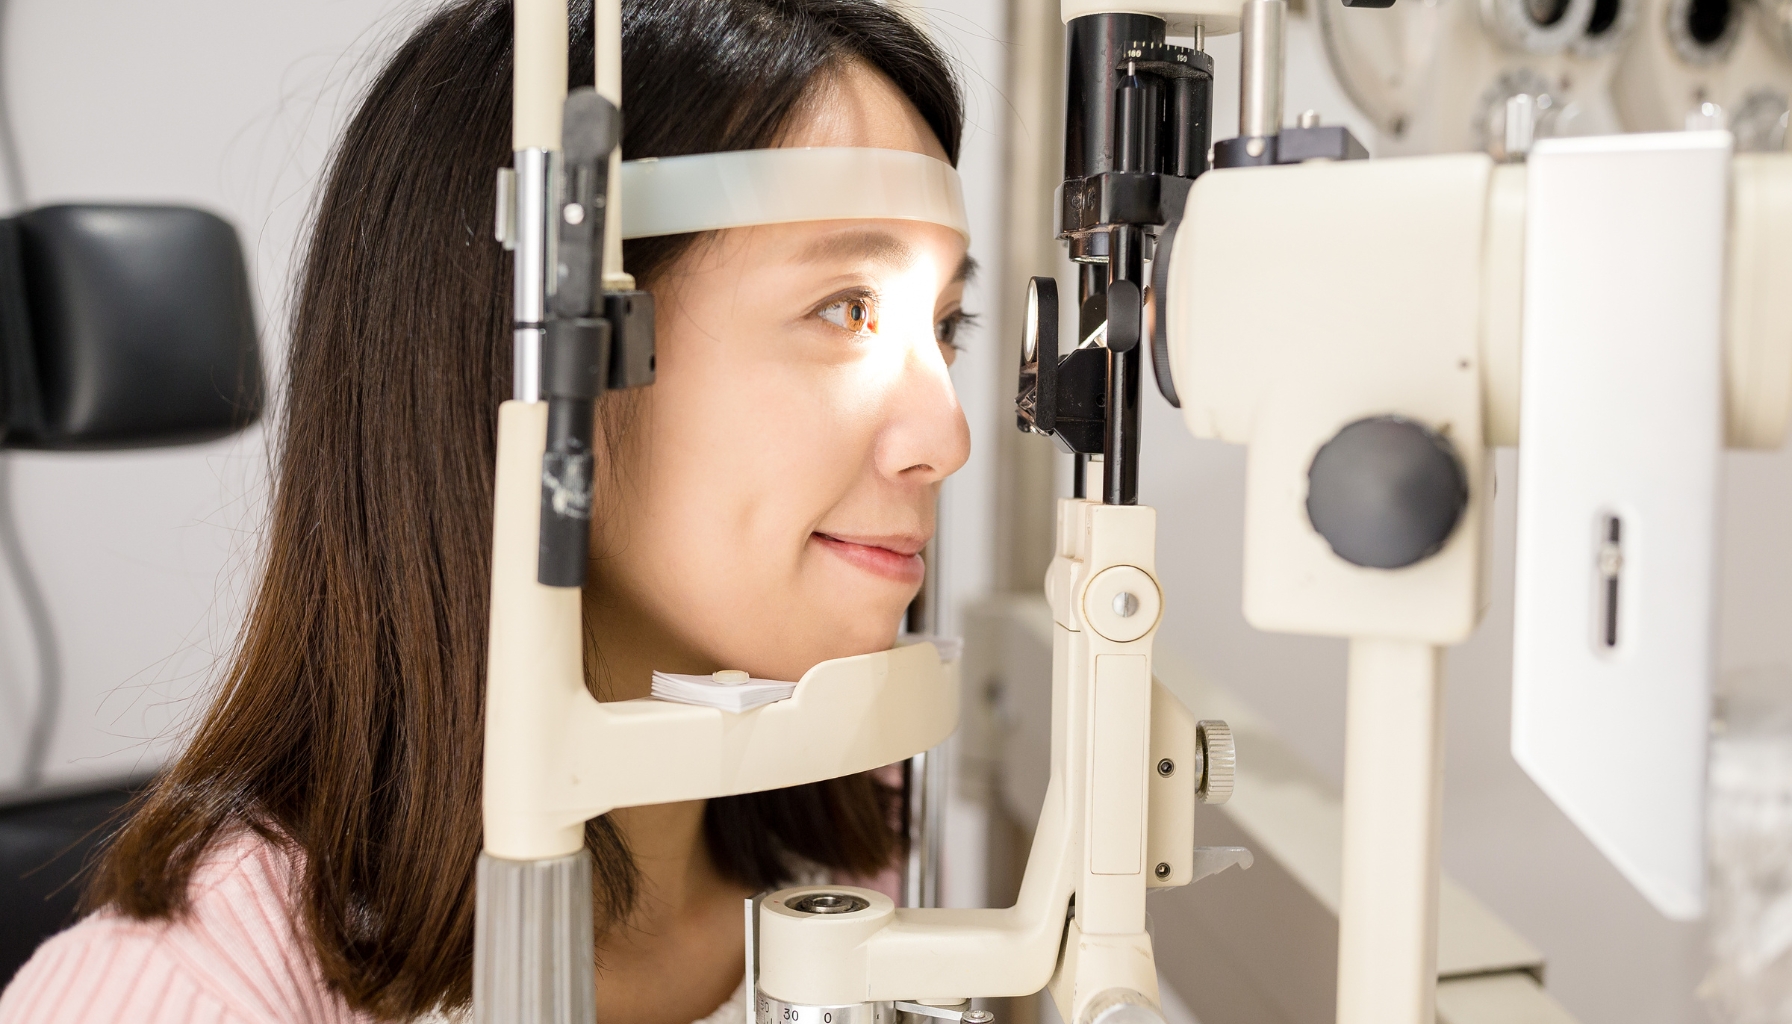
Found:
[965,1013,995,1024]
[1156,758,1175,777]
[1155,862,1171,879]
[1082,565,1160,643]
[563,202,586,225]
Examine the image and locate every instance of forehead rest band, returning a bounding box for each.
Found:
[619,147,970,243]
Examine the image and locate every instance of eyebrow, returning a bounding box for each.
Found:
[795,229,978,285]
[953,253,978,285]
[797,230,916,270]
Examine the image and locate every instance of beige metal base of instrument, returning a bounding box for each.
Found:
[965,598,1577,1024]
[756,499,1243,1024]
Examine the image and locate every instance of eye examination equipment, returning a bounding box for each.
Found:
[474,2,1792,1024]
[1317,0,1792,155]
[478,2,1241,1023]
[476,2,978,1020]
[1155,18,1786,1024]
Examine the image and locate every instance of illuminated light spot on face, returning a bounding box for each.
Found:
[809,235,968,381]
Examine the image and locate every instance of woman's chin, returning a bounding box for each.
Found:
[776,613,906,676]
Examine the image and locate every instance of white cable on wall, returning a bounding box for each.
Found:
[0,0,22,207]
[0,459,60,790]
[0,0,64,790]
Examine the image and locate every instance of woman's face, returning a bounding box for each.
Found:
[595,64,972,682]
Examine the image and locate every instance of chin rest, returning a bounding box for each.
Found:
[1,204,263,450]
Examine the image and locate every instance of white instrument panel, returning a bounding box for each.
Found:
[1511,131,1729,920]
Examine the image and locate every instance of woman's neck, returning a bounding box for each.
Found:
[610,800,722,919]
[595,801,752,1024]
[586,586,751,1024]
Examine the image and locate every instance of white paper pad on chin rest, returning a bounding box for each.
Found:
[651,672,796,713]
[619,147,970,242]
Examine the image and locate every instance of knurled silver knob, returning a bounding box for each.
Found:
[1196,720,1235,804]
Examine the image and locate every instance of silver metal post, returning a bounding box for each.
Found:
[1502,93,1538,163]
[1239,0,1287,146]
[903,503,945,909]
[511,147,559,403]
[903,747,948,909]
[903,752,930,908]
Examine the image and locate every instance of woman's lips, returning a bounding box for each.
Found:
[812,532,927,585]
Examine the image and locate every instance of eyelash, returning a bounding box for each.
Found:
[936,309,978,352]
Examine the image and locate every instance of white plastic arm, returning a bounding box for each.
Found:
[595,0,626,284]
[512,0,566,150]
[759,499,1196,1024]
[481,401,959,861]
[758,784,1076,1005]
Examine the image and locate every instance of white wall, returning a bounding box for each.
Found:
[909,0,1009,914]
[916,0,1007,647]
[0,0,417,795]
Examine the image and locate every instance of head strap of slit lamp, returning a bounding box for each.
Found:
[619,147,970,243]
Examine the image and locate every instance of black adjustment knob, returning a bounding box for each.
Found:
[1305,416,1468,570]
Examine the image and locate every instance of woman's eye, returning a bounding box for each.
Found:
[935,309,979,351]
[818,296,879,336]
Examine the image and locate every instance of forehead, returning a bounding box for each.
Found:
[792,224,975,285]
[779,62,950,163]
[727,220,971,287]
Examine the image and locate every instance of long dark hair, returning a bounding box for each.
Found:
[84,1,963,1018]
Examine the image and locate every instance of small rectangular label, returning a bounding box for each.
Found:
[1090,654,1149,875]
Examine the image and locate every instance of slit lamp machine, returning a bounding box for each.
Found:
[474,0,1792,1023]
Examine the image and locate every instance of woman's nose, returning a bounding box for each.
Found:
[876,339,971,486]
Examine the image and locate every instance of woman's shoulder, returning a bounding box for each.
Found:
[0,830,372,1024]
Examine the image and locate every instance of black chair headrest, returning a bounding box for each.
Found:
[0,204,263,450]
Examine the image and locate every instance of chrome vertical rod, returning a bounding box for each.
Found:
[511,147,558,402]
[1239,0,1286,142]
[903,510,945,909]
[903,748,948,909]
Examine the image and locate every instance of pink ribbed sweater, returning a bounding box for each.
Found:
[0,833,374,1024]
[0,829,892,1024]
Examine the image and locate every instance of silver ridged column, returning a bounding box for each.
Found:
[474,850,595,1024]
